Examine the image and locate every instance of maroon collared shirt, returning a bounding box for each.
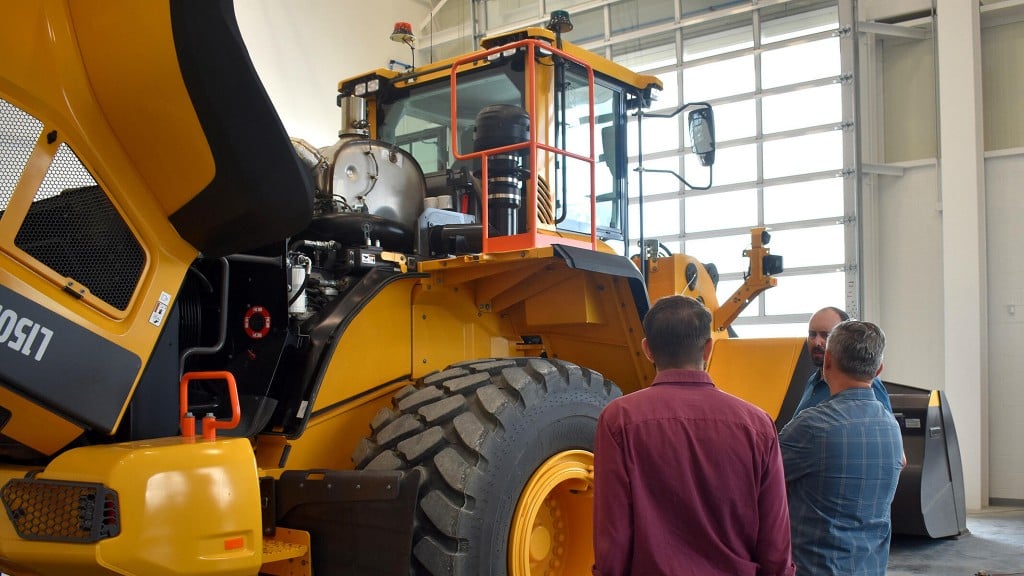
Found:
[593,369,795,576]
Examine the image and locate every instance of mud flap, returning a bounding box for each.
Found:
[888,385,968,538]
[274,468,421,576]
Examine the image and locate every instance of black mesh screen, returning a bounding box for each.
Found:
[1,102,145,312]
[15,148,145,311]
[1,478,120,542]
[0,98,43,219]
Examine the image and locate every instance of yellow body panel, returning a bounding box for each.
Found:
[482,28,661,92]
[274,380,409,473]
[0,0,212,217]
[513,272,651,394]
[0,438,262,576]
[420,250,652,394]
[524,274,606,326]
[708,337,806,419]
[267,249,652,476]
[68,0,216,215]
[307,278,416,412]
[0,388,81,455]
[412,279,514,377]
[274,278,418,472]
[0,0,200,440]
[349,27,660,95]
[645,253,723,328]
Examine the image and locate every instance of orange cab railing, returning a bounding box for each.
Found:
[449,38,598,253]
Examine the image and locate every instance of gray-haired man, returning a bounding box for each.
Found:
[779,320,903,575]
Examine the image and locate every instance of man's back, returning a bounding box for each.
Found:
[792,369,892,418]
[780,389,904,575]
[593,369,793,576]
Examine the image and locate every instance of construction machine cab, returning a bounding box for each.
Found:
[339,25,715,258]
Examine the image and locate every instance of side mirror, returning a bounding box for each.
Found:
[639,101,715,190]
[688,107,715,167]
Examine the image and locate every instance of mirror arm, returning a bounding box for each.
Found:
[638,101,712,120]
[634,166,713,192]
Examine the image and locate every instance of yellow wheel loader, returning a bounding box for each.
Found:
[0,1,963,575]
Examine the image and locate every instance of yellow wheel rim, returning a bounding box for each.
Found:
[509,450,595,576]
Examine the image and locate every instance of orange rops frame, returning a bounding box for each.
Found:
[449,39,599,253]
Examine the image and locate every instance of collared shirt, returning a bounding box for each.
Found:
[791,368,892,419]
[593,369,795,576]
[779,387,904,576]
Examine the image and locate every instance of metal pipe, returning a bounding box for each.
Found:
[178,258,230,379]
[226,253,284,267]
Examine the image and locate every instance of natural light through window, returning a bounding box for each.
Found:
[618,2,846,335]
[473,1,848,337]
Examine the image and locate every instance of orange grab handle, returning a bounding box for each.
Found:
[178,371,241,439]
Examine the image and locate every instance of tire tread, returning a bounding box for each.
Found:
[353,357,619,576]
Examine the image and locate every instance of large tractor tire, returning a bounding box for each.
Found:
[353,357,620,576]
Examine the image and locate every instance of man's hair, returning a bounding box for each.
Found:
[826,320,885,380]
[817,306,850,322]
[643,295,711,369]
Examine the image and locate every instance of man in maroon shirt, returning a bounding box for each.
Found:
[592,295,795,576]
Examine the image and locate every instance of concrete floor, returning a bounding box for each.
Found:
[889,506,1024,575]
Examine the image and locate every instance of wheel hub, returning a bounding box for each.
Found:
[509,450,594,576]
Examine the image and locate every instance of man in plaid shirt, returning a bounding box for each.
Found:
[780,320,903,575]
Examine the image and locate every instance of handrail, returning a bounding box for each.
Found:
[449,38,598,253]
[179,370,241,440]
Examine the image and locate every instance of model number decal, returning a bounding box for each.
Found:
[0,305,54,361]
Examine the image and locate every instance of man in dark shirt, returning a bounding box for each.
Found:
[791,307,892,419]
[780,320,903,575]
[592,295,795,576]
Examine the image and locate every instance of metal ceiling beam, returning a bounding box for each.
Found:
[858,20,930,40]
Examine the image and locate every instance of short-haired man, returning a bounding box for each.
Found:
[592,295,795,576]
[779,320,904,575]
[790,306,892,420]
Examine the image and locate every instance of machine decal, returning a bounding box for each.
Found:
[0,285,141,432]
[148,291,172,327]
[0,306,54,362]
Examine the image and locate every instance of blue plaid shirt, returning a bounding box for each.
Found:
[779,388,903,576]
[791,369,892,418]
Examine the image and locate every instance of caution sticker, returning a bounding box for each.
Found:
[149,291,171,327]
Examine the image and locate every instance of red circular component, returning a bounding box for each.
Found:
[243,306,271,339]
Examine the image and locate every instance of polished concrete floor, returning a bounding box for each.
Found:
[889,506,1024,575]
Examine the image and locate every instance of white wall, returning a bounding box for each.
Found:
[876,151,1024,503]
[984,151,1024,500]
[874,164,945,389]
[866,4,1024,505]
[234,0,427,146]
[978,18,1024,502]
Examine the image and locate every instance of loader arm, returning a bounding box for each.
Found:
[713,227,781,333]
